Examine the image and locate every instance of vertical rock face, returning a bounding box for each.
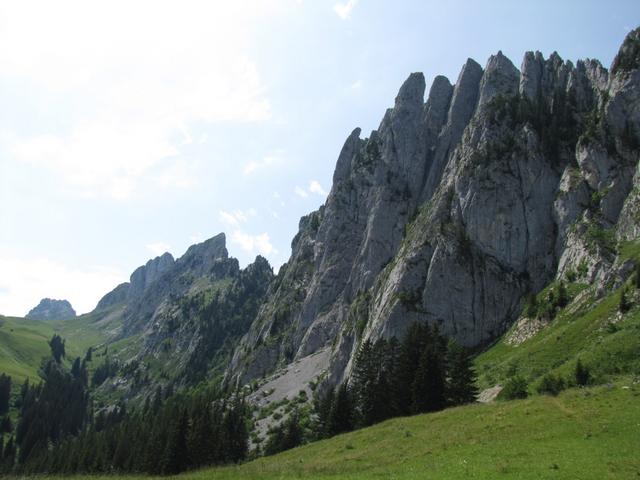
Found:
[230,28,640,387]
[129,252,175,298]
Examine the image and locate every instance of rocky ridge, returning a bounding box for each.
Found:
[228,28,640,390]
[91,233,274,398]
[26,298,76,321]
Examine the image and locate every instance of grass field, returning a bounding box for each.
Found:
[17,379,639,480]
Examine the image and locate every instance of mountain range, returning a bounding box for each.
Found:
[1,28,639,478]
[62,27,640,404]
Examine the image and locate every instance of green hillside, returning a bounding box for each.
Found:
[28,379,640,480]
[0,316,56,383]
[475,266,640,393]
[0,307,115,385]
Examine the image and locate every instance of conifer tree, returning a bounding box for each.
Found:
[446,342,478,406]
[160,409,189,475]
[412,342,446,413]
[48,335,66,363]
[396,323,430,415]
[0,375,10,416]
[327,383,353,435]
[315,386,335,438]
[187,404,215,467]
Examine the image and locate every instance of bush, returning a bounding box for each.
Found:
[536,374,566,396]
[575,359,591,387]
[619,285,632,313]
[499,375,528,400]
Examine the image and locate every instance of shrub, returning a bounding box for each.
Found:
[499,375,528,400]
[619,285,632,313]
[575,359,591,387]
[536,374,566,396]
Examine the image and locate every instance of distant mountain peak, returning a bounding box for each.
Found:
[26,298,76,321]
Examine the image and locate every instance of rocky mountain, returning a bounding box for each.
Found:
[74,28,640,405]
[90,233,274,398]
[26,298,76,320]
[228,28,640,390]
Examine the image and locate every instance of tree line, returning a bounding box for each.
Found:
[20,387,249,476]
[265,323,478,453]
[8,322,478,474]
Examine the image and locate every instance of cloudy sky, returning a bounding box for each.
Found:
[0,0,638,316]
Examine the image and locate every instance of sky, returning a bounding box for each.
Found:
[0,0,638,316]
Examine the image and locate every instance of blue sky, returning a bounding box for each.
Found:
[0,0,638,315]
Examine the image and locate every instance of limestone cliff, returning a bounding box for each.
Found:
[230,28,640,388]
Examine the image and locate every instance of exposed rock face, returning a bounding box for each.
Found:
[91,233,274,399]
[230,28,640,388]
[26,298,76,320]
[95,283,130,310]
[128,252,175,299]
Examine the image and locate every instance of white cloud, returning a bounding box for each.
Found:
[294,186,309,198]
[0,255,125,316]
[230,231,274,257]
[243,153,284,175]
[350,79,363,90]
[309,180,328,196]
[219,209,257,226]
[294,181,328,198]
[0,1,277,199]
[333,0,359,20]
[146,242,171,256]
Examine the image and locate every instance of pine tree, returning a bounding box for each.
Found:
[350,339,376,426]
[315,386,334,438]
[187,404,215,467]
[48,335,66,363]
[446,342,478,406]
[396,323,430,415]
[0,375,10,416]
[412,341,446,413]
[222,395,248,463]
[160,408,189,475]
[327,383,353,436]
[3,436,15,468]
[1,416,12,434]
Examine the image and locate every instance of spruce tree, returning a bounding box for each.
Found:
[48,335,66,363]
[315,386,334,438]
[446,342,478,406]
[351,339,376,426]
[396,323,430,415]
[160,409,189,475]
[187,404,215,467]
[3,436,15,469]
[327,383,353,435]
[0,375,10,416]
[412,342,446,413]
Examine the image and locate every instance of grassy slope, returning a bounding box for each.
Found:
[0,309,113,385]
[0,316,56,383]
[475,246,640,392]
[29,380,640,480]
